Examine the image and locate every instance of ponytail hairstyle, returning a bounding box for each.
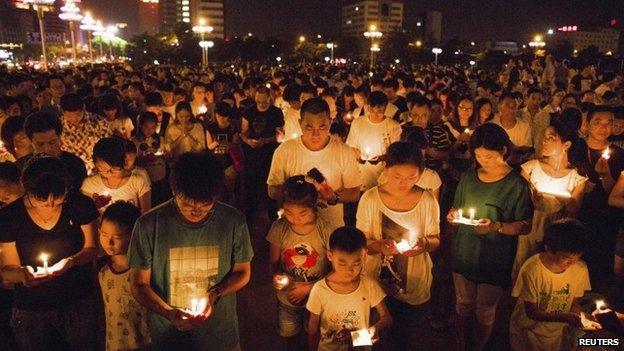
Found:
[548,119,589,176]
[282,175,318,210]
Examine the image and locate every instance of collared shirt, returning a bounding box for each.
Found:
[60,111,112,171]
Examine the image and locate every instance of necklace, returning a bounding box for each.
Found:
[26,196,59,225]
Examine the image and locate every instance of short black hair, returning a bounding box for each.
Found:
[170,151,223,202]
[527,87,543,96]
[101,201,141,234]
[138,111,158,126]
[215,102,232,118]
[282,175,318,208]
[409,95,430,109]
[401,127,428,150]
[383,78,399,90]
[283,84,302,103]
[385,140,425,170]
[93,137,127,168]
[60,93,84,112]
[0,161,20,184]
[145,91,164,106]
[0,115,26,156]
[329,226,367,253]
[543,218,590,254]
[24,112,62,138]
[368,91,388,108]
[21,156,69,200]
[470,123,512,160]
[100,93,120,112]
[586,105,614,123]
[301,97,330,117]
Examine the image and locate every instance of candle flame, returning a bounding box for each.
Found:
[602,148,610,160]
[39,253,49,262]
[596,299,607,311]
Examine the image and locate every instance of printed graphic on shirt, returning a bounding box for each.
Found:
[282,242,319,282]
[169,246,219,309]
[380,214,409,293]
[325,309,362,346]
[539,283,571,312]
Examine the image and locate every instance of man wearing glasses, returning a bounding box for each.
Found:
[128,152,253,351]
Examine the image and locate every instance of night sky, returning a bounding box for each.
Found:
[80,0,623,43]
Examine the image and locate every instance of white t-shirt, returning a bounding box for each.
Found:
[81,173,151,213]
[377,167,442,193]
[267,137,361,227]
[99,264,151,351]
[266,217,334,307]
[306,275,385,351]
[492,115,533,147]
[510,253,590,351]
[346,116,402,190]
[356,187,440,305]
[283,106,303,140]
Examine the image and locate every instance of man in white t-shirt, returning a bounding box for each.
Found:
[492,93,532,148]
[346,91,402,191]
[268,98,361,227]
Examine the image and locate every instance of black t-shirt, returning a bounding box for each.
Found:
[207,123,239,168]
[16,151,87,194]
[0,193,99,311]
[243,105,284,163]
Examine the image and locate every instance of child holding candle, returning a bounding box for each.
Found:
[513,121,589,279]
[509,219,592,351]
[356,141,440,347]
[267,175,334,350]
[98,201,151,351]
[446,123,533,351]
[307,227,392,351]
[81,137,152,214]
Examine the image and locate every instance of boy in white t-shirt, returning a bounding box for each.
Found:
[307,227,392,351]
[510,219,593,351]
[98,201,151,351]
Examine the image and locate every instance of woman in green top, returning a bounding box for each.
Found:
[446,123,533,351]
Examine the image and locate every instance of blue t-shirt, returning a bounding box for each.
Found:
[128,200,254,350]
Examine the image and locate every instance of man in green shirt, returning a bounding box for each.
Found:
[128,152,253,351]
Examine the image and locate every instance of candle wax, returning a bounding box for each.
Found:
[395,239,413,254]
[351,328,373,346]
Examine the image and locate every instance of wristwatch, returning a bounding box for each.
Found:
[327,193,340,206]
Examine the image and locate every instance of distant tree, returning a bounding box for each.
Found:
[551,39,574,60]
[379,30,413,64]
[577,45,603,63]
[480,50,511,70]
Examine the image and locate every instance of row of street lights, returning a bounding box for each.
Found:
[21,0,120,70]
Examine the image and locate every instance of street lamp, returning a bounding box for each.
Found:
[370,43,380,67]
[199,40,214,67]
[80,12,97,62]
[59,0,83,63]
[299,36,306,43]
[192,19,214,68]
[415,40,422,47]
[363,25,382,69]
[529,35,546,50]
[432,47,442,65]
[21,0,55,70]
[326,42,335,63]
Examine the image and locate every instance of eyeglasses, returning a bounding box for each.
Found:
[358,156,383,165]
[458,106,473,112]
[96,167,124,175]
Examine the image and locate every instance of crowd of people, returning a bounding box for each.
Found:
[0,55,622,351]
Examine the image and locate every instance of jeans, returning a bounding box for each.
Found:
[10,294,99,351]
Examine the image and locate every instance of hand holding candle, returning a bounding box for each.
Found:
[351,327,375,347]
[601,147,610,160]
[273,274,290,290]
[450,207,479,226]
[40,253,49,275]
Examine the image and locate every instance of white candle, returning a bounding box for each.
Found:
[198,105,208,114]
[395,239,412,254]
[457,209,463,219]
[351,327,374,346]
[277,209,284,219]
[40,253,49,274]
[464,128,471,135]
[362,147,371,161]
[469,208,475,221]
[595,299,608,311]
[275,274,290,289]
[188,297,207,316]
[154,150,163,156]
[291,133,298,139]
[602,147,610,160]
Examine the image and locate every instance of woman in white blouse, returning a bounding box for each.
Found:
[81,137,151,214]
[164,101,207,161]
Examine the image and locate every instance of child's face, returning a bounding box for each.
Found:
[327,249,366,281]
[549,250,582,271]
[283,203,315,227]
[99,219,130,256]
[140,121,157,137]
[0,181,22,207]
[612,119,624,136]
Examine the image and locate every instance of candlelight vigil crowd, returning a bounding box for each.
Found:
[0,57,624,351]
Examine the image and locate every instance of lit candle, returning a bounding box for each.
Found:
[291,133,298,139]
[40,253,49,274]
[362,147,371,161]
[593,299,624,334]
[351,327,374,347]
[275,274,290,290]
[188,297,208,317]
[395,239,412,254]
[265,83,271,89]
[198,104,208,114]
[457,209,463,219]
[469,208,475,221]
[464,128,472,135]
[102,191,111,197]
[277,209,284,219]
[154,150,163,156]
[345,113,353,122]
[601,147,610,160]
